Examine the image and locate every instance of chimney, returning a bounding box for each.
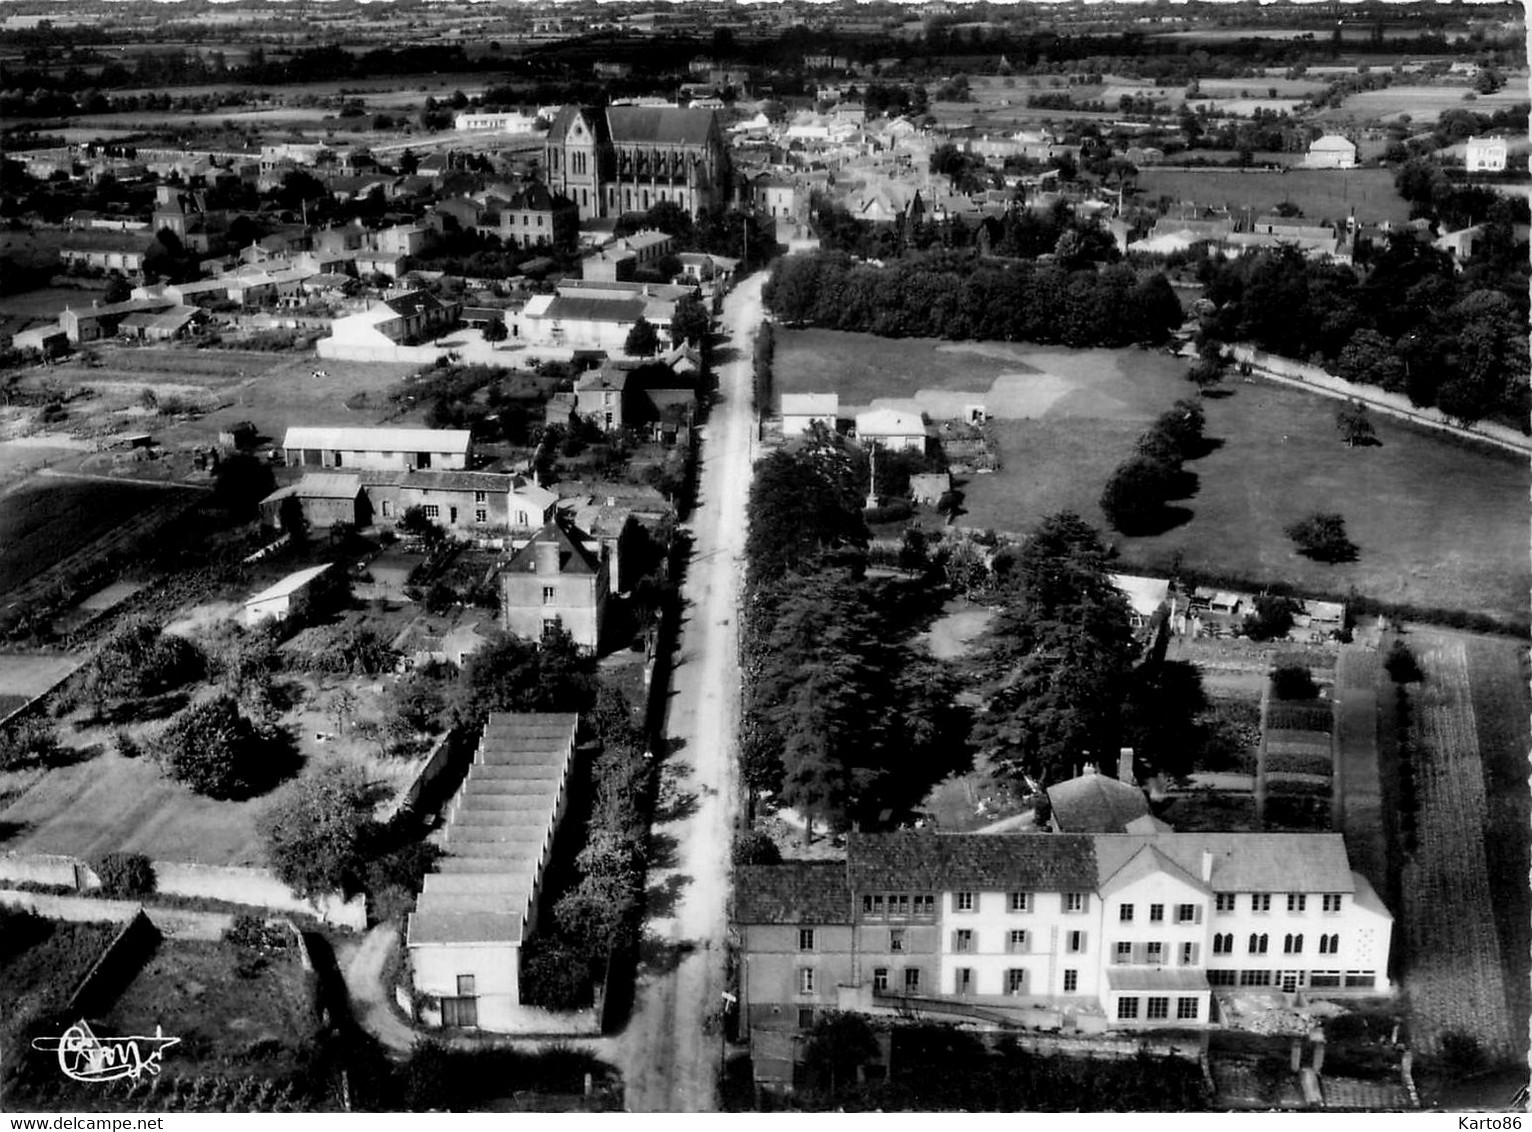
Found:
[1117,747,1135,786]
[535,538,560,576]
[1200,850,1213,884]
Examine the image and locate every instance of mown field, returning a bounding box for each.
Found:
[1134,167,1410,224]
[1328,82,1531,125]
[774,329,1530,621]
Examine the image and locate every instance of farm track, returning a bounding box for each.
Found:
[1398,642,1514,1058]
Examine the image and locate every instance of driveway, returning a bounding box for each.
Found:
[612,271,763,1111]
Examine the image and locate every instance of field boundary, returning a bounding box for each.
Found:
[1231,345,1532,457]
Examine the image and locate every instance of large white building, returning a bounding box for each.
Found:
[282,426,473,472]
[737,831,1393,1038]
[1465,135,1509,173]
[1303,135,1357,170]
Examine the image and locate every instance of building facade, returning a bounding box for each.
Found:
[282,426,473,471]
[500,519,610,651]
[543,105,730,221]
[736,832,1392,1041]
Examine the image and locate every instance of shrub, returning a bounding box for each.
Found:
[732,830,782,867]
[92,852,156,898]
[1271,664,1318,701]
[1384,640,1424,684]
[155,694,268,800]
[0,718,62,770]
[1285,511,1358,564]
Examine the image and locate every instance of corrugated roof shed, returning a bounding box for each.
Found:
[282,427,473,455]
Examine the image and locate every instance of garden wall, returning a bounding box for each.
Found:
[1230,345,1532,456]
[0,889,231,940]
[67,909,159,1015]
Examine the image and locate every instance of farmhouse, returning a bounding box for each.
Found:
[500,518,610,652]
[282,426,473,471]
[59,299,176,344]
[321,290,461,353]
[856,407,930,454]
[735,831,1393,1050]
[518,279,691,354]
[574,366,631,430]
[407,713,580,1031]
[58,232,150,276]
[1303,135,1357,170]
[244,563,335,627]
[781,393,839,437]
[1046,762,1165,834]
[115,304,207,342]
[362,470,557,537]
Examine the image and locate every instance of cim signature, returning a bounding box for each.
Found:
[32,1020,181,1084]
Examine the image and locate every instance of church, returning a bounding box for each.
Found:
[542,104,731,222]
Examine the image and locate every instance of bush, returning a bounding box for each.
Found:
[1271,664,1318,701]
[1384,639,1423,684]
[92,852,156,898]
[155,694,271,800]
[732,830,782,867]
[864,500,913,525]
[0,718,61,770]
[1284,511,1358,564]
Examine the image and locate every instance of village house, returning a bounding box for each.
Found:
[258,474,369,533]
[454,110,541,134]
[320,289,461,354]
[499,183,580,251]
[856,407,930,454]
[574,365,632,430]
[1303,135,1357,170]
[1465,135,1508,173]
[58,232,150,276]
[781,393,839,438]
[517,279,692,354]
[499,519,610,652]
[407,713,580,1030]
[282,426,473,471]
[736,831,1393,1059]
[59,298,177,344]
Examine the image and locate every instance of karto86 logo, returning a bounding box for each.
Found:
[31,1020,181,1084]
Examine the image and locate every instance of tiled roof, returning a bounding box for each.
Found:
[359,469,532,494]
[504,520,602,576]
[260,473,362,504]
[1091,833,1357,894]
[847,833,1099,893]
[1047,772,1151,834]
[606,106,717,147]
[541,295,647,324]
[735,862,852,925]
[507,182,574,212]
[282,427,472,455]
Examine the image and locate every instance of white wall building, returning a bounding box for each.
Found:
[1465,135,1509,173]
[282,426,473,471]
[781,393,839,437]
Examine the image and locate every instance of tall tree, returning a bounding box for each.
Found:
[258,761,377,900]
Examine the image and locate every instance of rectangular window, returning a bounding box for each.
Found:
[1287,894,1307,913]
[1007,930,1028,954]
[1009,892,1032,913]
[903,968,921,993]
[1149,904,1164,923]
[1113,941,1132,965]
[893,894,910,916]
[798,1008,815,1029]
[475,509,487,524]
[1065,893,1086,914]
[798,968,815,995]
[1117,997,1140,1020]
[916,895,935,917]
[1176,904,1197,924]
[422,505,440,519]
[1345,971,1374,988]
[1006,969,1028,995]
[872,895,885,917]
[456,974,476,996]
[1119,903,1135,923]
[1323,894,1344,913]
[1177,997,1200,1020]
[542,585,557,604]
[1146,941,1164,964]
[952,929,973,953]
[1239,970,1273,987]
[1181,941,1199,966]
[955,968,973,995]
[1067,930,1087,954]
[1063,969,1078,992]
[473,491,487,503]
[380,500,392,518]
[798,929,815,952]
[955,892,974,912]
[442,996,478,1027]
[1309,971,1342,988]
[1207,970,1237,987]
[889,929,904,953]
[1146,997,1169,1021]
[1252,894,1271,913]
[873,968,888,992]
[1215,893,1235,914]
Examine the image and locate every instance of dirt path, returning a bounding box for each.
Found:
[612,273,761,1112]
[339,922,420,1056]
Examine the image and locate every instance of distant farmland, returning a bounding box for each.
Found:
[1134,166,1410,225]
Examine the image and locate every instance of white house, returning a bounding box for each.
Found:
[1465,136,1508,172]
[856,407,929,453]
[244,563,333,626]
[781,393,839,437]
[407,713,579,1030]
[455,110,541,134]
[282,426,473,471]
[1303,135,1357,170]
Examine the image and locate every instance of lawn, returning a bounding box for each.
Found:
[0,286,109,321]
[0,477,198,596]
[1134,167,1410,225]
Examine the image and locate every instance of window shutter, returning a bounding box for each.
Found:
[1195,906,1204,924]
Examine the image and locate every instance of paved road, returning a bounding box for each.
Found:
[614,272,763,1111]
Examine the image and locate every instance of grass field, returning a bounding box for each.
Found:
[0,286,109,321]
[0,911,120,1025]
[0,477,197,596]
[774,330,1530,620]
[1330,83,1531,125]
[1134,167,1410,224]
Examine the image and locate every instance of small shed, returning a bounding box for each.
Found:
[781,392,838,438]
[244,563,334,626]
